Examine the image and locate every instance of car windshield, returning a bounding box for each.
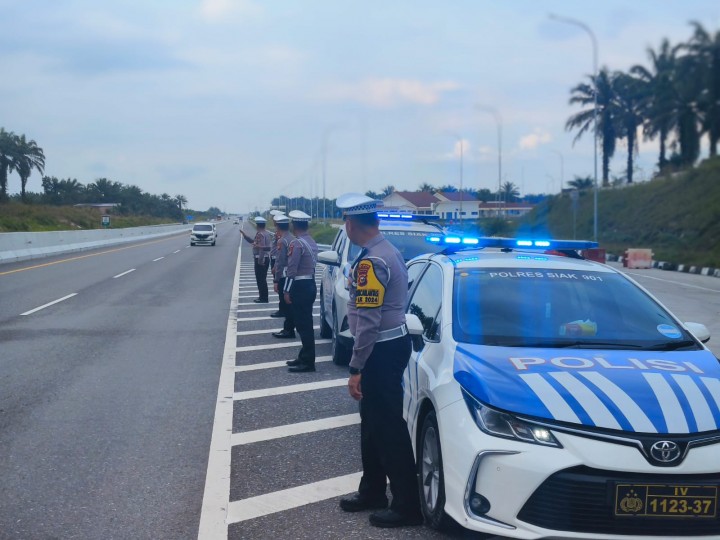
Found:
[453,267,699,350]
[193,225,213,232]
[348,229,442,262]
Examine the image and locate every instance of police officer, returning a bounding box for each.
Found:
[336,193,422,528]
[240,216,273,303]
[283,210,318,372]
[271,214,297,337]
[269,212,284,318]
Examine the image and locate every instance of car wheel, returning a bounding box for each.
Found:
[212,240,216,246]
[418,411,451,530]
[190,242,195,246]
[331,304,351,366]
[319,287,332,339]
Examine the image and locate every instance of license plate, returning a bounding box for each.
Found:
[615,484,718,518]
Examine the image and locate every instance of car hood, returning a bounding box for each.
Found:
[454,344,720,434]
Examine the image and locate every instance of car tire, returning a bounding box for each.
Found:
[331,304,351,366]
[190,242,195,246]
[319,287,332,339]
[418,411,452,530]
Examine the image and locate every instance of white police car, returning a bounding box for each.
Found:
[402,235,719,539]
[317,212,444,365]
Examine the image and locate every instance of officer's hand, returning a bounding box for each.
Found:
[284,292,292,304]
[274,283,279,293]
[348,373,362,400]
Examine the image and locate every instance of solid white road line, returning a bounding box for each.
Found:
[236,325,319,336]
[226,472,361,524]
[238,294,279,300]
[233,355,331,372]
[625,271,720,293]
[233,378,348,400]
[153,257,164,262]
[236,307,284,313]
[197,243,243,540]
[20,293,78,316]
[236,314,320,322]
[236,339,330,352]
[113,268,136,279]
[231,413,359,446]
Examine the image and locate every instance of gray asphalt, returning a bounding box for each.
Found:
[2,233,719,540]
[0,223,237,540]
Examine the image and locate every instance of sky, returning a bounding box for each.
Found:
[2,0,719,213]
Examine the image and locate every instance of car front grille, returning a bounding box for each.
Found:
[517,466,720,536]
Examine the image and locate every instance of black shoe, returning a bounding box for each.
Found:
[339,493,388,513]
[273,330,296,339]
[286,358,302,366]
[288,364,316,373]
[369,509,423,528]
[253,298,269,303]
[269,311,283,318]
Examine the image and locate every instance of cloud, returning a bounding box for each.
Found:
[519,128,552,150]
[200,0,262,22]
[319,78,460,108]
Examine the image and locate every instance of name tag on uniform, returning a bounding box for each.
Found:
[355,260,385,308]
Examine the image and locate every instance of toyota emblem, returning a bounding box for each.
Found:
[650,440,682,463]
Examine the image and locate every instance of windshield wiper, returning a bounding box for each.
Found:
[643,340,698,351]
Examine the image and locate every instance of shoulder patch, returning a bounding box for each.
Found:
[355,259,385,308]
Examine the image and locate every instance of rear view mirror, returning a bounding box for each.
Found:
[406,314,424,335]
[684,322,711,343]
[318,250,340,267]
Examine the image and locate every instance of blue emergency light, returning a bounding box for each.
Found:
[426,235,598,251]
[377,211,440,221]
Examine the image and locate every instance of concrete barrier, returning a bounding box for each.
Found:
[689,266,700,274]
[0,224,191,265]
[625,248,653,269]
[677,264,688,273]
[701,267,716,276]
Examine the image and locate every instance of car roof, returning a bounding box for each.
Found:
[418,249,618,273]
[193,222,214,226]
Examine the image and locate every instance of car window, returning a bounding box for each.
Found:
[381,229,442,261]
[407,261,428,291]
[331,229,343,251]
[452,267,699,349]
[193,225,213,231]
[407,264,443,340]
[348,241,362,264]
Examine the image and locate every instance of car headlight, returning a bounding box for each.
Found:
[462,389,561,448]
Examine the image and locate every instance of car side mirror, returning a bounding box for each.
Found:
[684,322,711,343]
[318,250,340,267]
[406,313,425,352]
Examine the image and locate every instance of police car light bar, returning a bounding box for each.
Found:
[426,235,598,250]
[377,211,440,221]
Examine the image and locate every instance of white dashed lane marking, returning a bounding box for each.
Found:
[20,293,78,316]
[236,314,319,322]
[113,268,136,279]
[233,378,348,400]
[226,473,361,525]
[152,257,164,262]
[234,355,331,372]
[235,339,330,352]
[231,413,359,446]
[236,325,319,336]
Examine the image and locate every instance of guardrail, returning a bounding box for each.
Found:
[0,224,191,265]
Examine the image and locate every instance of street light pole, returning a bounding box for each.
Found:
[550,149,564,190]
[549,13,599,241]
[448,133,464,221]
[476,105,502,217]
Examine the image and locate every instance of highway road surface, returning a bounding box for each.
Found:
[1,225,718,539]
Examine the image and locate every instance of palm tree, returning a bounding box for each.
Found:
[436,184,458,193]
[568,176,594,190]
[631,39,678,170]
[686,21,720,157]
[175,194,188,211]
[417,182,435,192]
[611,72,645,183]
[671,53,704,167]
[380,185,395,198]
[566,68,617,186]
[0,128,20,201]
[500,181,519,202]
[87,178,122,201]
[15,134,45,202]
[364,190,380,199]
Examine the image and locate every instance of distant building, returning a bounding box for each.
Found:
[382,191,534,220]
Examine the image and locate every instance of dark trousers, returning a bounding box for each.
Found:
[358,335,420,517]
[278,277,295,332]
[254,257,269,301]
[290,280,316,364]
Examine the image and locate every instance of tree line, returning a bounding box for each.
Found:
[0,127,196,220]
[566,22,720,185]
